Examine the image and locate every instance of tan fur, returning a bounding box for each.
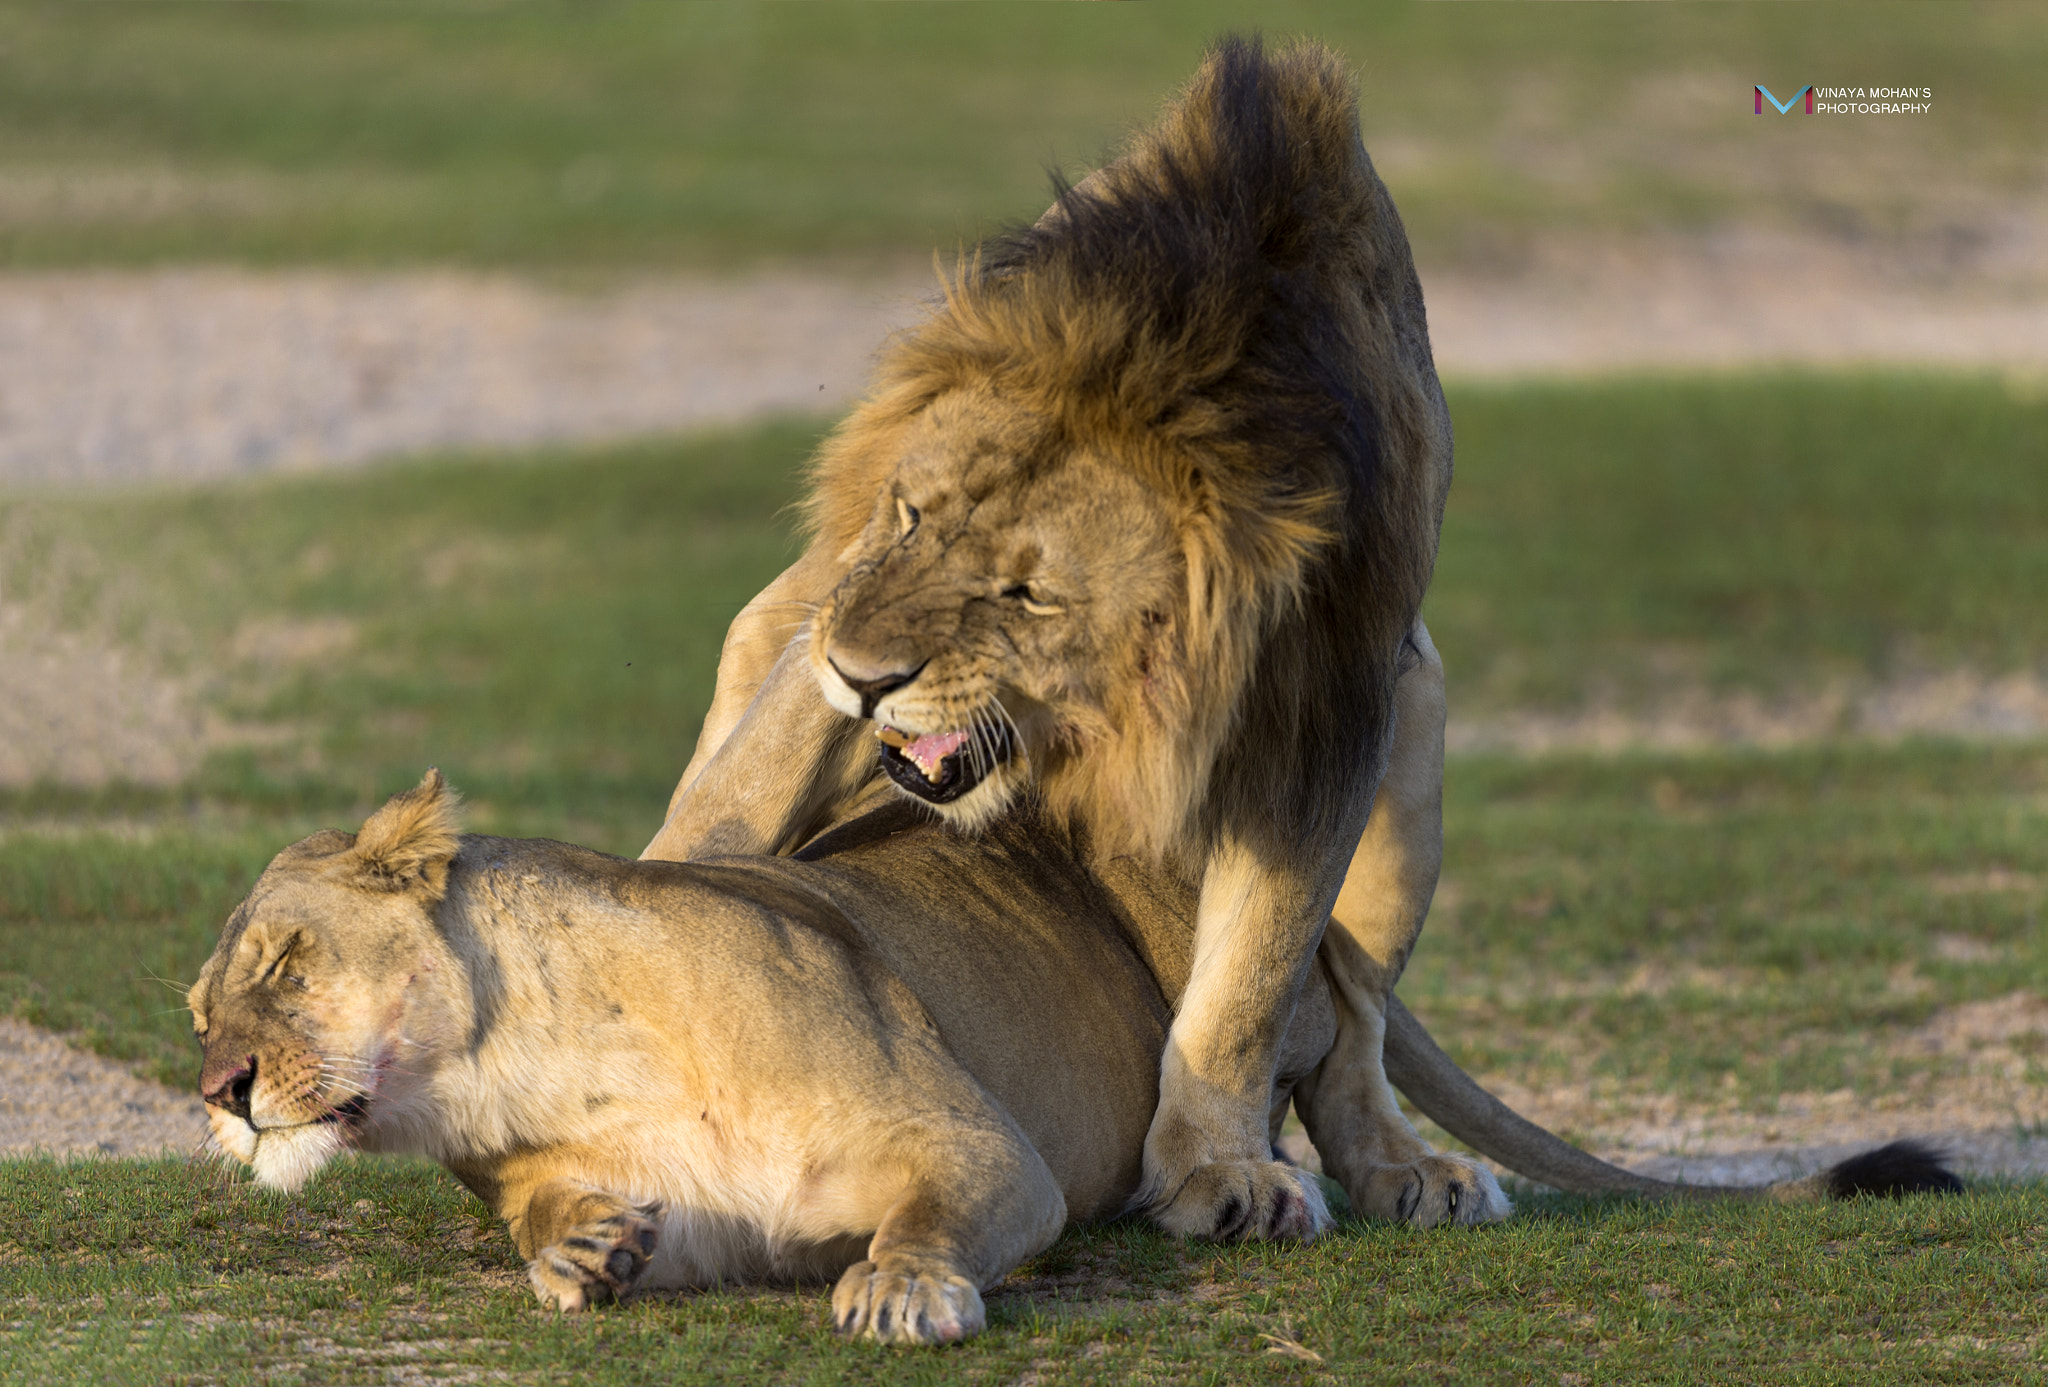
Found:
[643,38,1501,1234]
[195,770,1951,1343]
[192,772,1347,1344]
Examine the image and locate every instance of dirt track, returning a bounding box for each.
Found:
[4,233,2045,491]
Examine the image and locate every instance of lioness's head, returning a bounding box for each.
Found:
[188,771,465,1190]
[803,40,1440,857]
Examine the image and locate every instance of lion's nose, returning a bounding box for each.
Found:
[828,655,927,720]
[202,1054,257,1123]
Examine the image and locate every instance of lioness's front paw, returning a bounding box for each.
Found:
[1151,1159,1334,1242]
[527,1203,662,1312]
[1354,1153,1510,1229]
[831,1257,985,1345]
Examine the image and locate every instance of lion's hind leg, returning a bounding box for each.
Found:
[1290,957,1510,1229]
[1296,621,1509,1230]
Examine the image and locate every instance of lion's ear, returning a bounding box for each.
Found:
[350,768,462,900]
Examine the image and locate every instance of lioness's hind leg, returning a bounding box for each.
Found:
[831,1137,1065,1347]
[832,1254,985,1347]
[1297,622,1509,1229]
[509,1180,662,1312]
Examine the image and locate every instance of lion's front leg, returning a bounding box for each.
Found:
[1141,837,1339,1242]
[643,550,873,863]
[1295,621,1508,1228]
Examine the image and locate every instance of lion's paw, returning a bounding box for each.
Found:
[1355,1153,1510,1229]
[831,1257,985,1346]
[1151,1159,1334,1242]
[527,1202,662,1312]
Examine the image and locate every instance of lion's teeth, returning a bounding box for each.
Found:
[899,729,972,782]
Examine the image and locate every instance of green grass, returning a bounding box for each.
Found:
[2,374,2044,1376]
[0,828,283,1086]
[1436,375,2048,707]
[2,374,2042,1084]
[0,1155,2039,1383]
[2,420,816,833]
[1414,741,2048,1108]
[1,2,2041,270]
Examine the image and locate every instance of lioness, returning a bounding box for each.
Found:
[642,37,1490,1240]
[192,771,1958,1345]
[191,770,1337,1344]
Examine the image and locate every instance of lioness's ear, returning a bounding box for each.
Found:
[351,768,462,899]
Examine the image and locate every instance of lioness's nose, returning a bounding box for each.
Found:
[828,654,927,720]
[202,1054,257,1123]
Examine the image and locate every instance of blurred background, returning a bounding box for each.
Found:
[1,3,2043,1182]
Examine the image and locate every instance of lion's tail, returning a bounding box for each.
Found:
[1382,995,1963,1203]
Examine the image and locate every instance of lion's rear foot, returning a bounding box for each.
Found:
[832,1255,985,1346]
[1149,1159,1334,1242]
[1352,1153,1509,1229]
[527,1200,662,1312]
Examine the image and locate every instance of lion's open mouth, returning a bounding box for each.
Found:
[317,1094,371,1128]
[875,723,1014,804]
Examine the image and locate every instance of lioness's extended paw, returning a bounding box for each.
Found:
[527,1202,662,1312]
[1151,1159,1334,1242]
[1354,1153,1510,1229]
[831,1257,985,1346]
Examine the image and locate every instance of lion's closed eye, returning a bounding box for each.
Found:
[1002,585,1064,617]
[896,498,920,539]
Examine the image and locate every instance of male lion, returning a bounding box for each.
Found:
[641,37,1494,1239]
[192,771,1958,1346]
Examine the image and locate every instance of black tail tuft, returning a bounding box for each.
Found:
[1823,1140,1964,1199]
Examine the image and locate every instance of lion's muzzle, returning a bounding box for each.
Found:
[826,656,927,721]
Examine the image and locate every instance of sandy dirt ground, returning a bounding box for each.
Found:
[0,1018,207,1158]
[0,268,929,489]
[4,224,2046,492]
[4,237,2045,1178]
[5,238,2046,785]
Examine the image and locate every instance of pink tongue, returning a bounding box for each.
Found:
[907,730,971,776]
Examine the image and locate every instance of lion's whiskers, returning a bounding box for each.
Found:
[991,695,1027,760]
[968,709,993,780]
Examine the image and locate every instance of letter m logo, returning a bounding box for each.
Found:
[1755,84,1814,114]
